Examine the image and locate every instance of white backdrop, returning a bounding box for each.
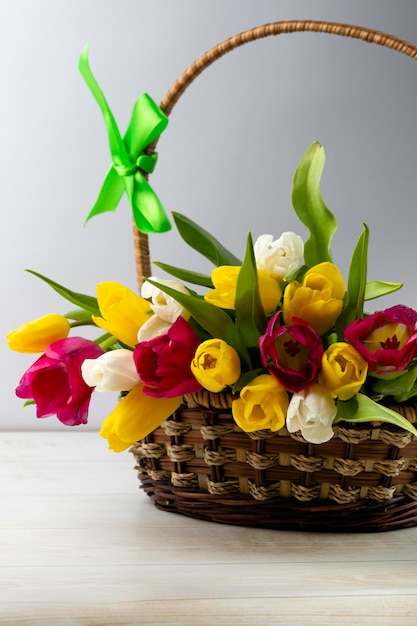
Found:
[2,0,417,432]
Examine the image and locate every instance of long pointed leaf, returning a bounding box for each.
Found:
[153,261,213,288]
[335,393,417,437]
[365,280,403,301]
[336,224,369,334]
[172,212,241,266]
[25,270,100,316]
[292,142,337,266]
[235,233,267,352]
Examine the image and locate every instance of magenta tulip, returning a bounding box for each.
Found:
[344,305,417,373]
[15,337,105,425]
[259,311,324,393]
[134,316,202,398]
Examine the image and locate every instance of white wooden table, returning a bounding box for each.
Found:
[1,431,417,625]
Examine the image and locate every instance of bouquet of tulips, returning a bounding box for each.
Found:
[7,48,417,451]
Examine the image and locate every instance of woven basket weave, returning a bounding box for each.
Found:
[130,20,417,532]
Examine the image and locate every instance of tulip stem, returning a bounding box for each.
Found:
[96,333,120,351]
[325,332,339,347]
[69,320,96,328]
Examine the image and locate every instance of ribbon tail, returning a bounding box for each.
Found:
[84,167,125,224]
[131,173,171,234]
[79,43,131,166]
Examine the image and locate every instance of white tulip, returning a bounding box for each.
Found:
[254,232,304,282]
[81,349,139,393]
[286,383,336,444]
[137,315,172,343]
[141,277,189,323]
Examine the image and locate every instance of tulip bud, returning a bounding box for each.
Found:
[93,282,152,348]
[283,262,345,335]
[205,266,281,314]
[232,374,289,432]
[191,338,241,392]
[319,342,368,400]
[141,277,189,322]
[344,305,417,373]
[81,349,139,392]
[254,232,304,282]
[7,314,70,353]
[287,383,336,444]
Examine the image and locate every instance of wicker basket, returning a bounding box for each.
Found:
[130,20,417,532]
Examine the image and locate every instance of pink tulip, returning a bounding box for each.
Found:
[16,337,104,425]
[259,311,324,393]
[344,305,417,373]
[134,316,202,398]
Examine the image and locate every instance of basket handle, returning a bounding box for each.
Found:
[133,19,417,288]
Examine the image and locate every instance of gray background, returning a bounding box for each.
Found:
[2,0,417,432]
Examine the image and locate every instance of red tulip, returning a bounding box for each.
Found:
[344,305,417,373]
[15,337,104,425]
[259,311,324,393]
[134,316,202,398]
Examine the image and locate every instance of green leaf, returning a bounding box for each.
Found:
[291,142,337,266]
[394,385,417,403]
[365,280,403,301]
[96,333,123,351]
[369,370,410,382]
[23,400,35,408]
[172,212,241,266]
[145,278,251,369]
[25,270,100,316]
[153,261,213,288]
[234,233,267,353]
[232,368,267,394]
[336,224,369,334]
[64,308,94,322]
[369,366,417,403]
[369,366,417,398]
[335,393,417,437]
[283,264,309,284]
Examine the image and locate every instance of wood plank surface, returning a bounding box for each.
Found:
[1,431,417,625]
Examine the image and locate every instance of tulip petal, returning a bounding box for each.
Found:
[93,282,152,347]
[100,383,182,450]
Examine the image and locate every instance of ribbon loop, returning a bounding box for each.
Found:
[79,43,170,234]
[136,152,159,174]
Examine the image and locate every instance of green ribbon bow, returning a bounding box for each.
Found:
[79,43,170,234]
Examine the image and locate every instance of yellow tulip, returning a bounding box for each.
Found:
[93,282,153,348]
[100,382,182,451]
[191,338,241,392]
[6,314,70,353]
[319,342,368,401]
[257,269,283,313]
[204,266,239,309]
[204,266,281,314]
[232,374,289,432]
[283,262,345,335]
